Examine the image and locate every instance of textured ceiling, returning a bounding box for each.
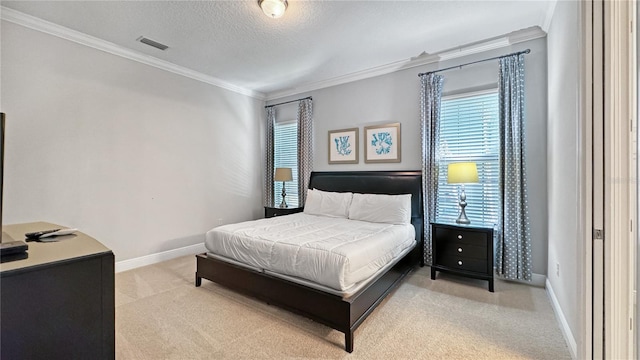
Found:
[1,1,554,98]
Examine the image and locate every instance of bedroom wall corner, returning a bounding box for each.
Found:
[546,0,582,357]
[1,20,265,262]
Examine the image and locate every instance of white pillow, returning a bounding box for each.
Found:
[348,193,412,224]
[303,189,353,218]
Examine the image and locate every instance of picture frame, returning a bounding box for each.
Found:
[364,122,401,163]
[328,128,359,164]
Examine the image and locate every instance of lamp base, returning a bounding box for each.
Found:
[456,185,471,225]
[279,181,288,208]
[456,209,471,225]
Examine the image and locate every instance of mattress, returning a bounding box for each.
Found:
[204,213,416,292]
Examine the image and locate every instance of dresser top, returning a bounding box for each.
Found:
[1,222,111,273]
[431,222,495,232]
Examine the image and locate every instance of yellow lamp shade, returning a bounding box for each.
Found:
[274,167,293,182]
[447,162,478,184]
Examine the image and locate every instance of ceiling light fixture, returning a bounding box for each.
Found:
[258,0,288,19]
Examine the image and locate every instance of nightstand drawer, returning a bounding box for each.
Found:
[433,227,488,246]
[437,255,488,273]
[436,242,486,260]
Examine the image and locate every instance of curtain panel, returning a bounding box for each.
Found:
[497,53,532,281]
[419,73,444,265]
[297,98,313,206]
[264,107,276,207]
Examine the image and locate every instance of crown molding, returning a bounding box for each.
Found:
[265,26,547,101]
[1,7,266,100]
[541,0,558,33]
[1,6,547,104]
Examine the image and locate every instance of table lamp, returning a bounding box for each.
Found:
[447,162,478,225]
[274,167,293,208]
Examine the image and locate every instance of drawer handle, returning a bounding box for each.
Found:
[457,234,463,239]
[457,247,463,253]
[457,260,463,266]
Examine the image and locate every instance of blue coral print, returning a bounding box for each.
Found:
[334,136,352,156]
[371,132,393,155]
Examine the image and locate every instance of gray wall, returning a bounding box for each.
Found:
[546,0,581,350]
[269,37,548,276]
[1,21,265,261]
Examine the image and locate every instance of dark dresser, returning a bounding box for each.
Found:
[1,222,115,359]
[431,222,494,292]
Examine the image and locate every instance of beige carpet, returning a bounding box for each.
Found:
[115,255,571,359]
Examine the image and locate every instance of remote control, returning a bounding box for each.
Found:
[39,228,78,239]
[25,229,61,239]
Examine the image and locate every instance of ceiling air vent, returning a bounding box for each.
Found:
[137,36,169,51]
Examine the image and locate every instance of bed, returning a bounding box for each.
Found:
[195,171,423,352]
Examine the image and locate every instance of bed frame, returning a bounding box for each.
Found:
[195,171,423,352]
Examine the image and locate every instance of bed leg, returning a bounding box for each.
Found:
[195,273,202,287]
[345,331,354,353]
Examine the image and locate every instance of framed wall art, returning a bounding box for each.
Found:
[364,122,401,163]
[328,128,358,164]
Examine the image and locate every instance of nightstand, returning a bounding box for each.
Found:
[264,206,303,218]
[430,222,494,292]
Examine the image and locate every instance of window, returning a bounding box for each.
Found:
[436,90,500,228]
[274,120,299,207]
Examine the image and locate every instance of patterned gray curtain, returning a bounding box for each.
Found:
[264,106,276,207]
[419,73,444,265]
[496,54,532,281]
[297,98,313,206]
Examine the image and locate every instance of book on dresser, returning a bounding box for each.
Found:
[430,222,494,292]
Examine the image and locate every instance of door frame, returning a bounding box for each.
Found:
[602,1,637,359]
[580,0,601,358]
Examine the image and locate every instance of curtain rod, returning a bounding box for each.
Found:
[418,49,530,77]
[265,96,312,109]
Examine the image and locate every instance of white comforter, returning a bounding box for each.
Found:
[205,213,416,292]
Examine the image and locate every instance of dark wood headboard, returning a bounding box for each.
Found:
[308,171,424,255]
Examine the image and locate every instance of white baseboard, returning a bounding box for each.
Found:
[531,273,546,287]
[545,279,578,359]
[115,243,206,273]
[496,272,546,287]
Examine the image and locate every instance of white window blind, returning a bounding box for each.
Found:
[274,120,299,207]
[436,90,500,227]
